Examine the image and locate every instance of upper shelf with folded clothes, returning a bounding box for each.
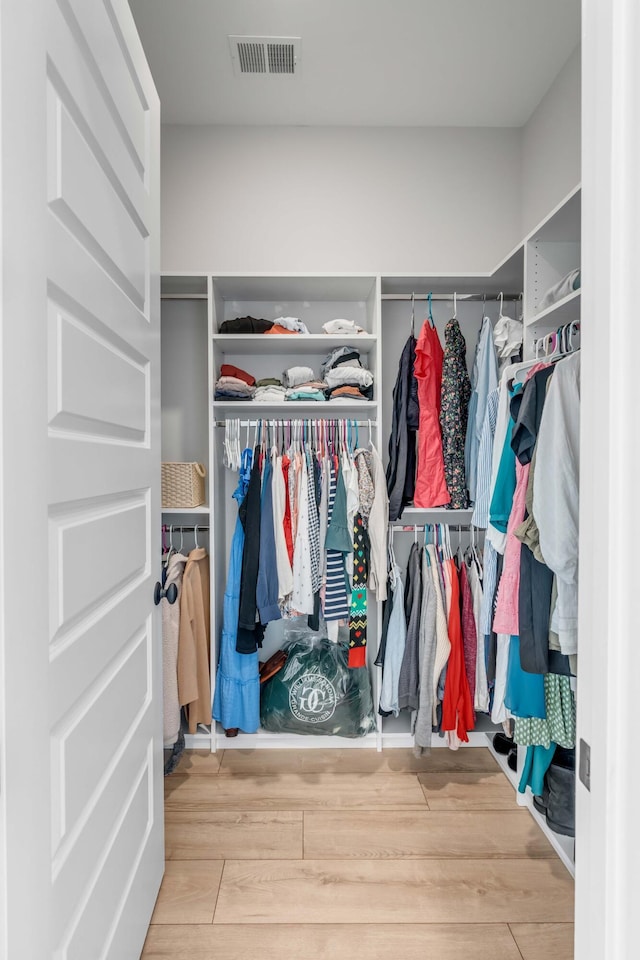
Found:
[210,275,380,338]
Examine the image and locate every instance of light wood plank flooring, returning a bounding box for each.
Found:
[142,747,574,959]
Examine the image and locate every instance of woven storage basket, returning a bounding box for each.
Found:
[162,462,206,509]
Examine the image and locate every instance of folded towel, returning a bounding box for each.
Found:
[256,377,284,387]
[283,365,315,388]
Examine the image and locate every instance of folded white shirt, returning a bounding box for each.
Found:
[325,365,373,389]
[323,318,366,335]
[283,365,316,388]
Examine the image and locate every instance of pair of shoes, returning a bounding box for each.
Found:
[224,727,239,738]
[259,650,288,684]
[493,731,514,755]
[507,746,518,772]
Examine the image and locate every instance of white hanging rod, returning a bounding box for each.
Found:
[214,419,378,427]
[381,293,522,302]
[390,523,475,532]
[161,525,210,533]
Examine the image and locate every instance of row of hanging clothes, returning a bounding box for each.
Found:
[213,417,389,737]
[472,318,580,826]
[160,524,211,774]
[387,291,524,519]
[376,523,486,754]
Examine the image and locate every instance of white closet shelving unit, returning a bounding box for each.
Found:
[523,185,581,358]
[159,185,580,870]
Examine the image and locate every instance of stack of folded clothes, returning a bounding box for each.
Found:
[214,363,256,400]
[254,378,287,402]
[320,346,374,402]
[283,365,328,401]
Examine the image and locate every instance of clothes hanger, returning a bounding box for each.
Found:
[453,291,457,320]
[410,291,416,337]
[427,291,435,329]
[194,524,200,549]
[497,291,505,319]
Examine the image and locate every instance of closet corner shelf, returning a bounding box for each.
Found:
[162,505,210,515]
[213,400,379,414]
[525,288,581,328]
[212,333,377,356]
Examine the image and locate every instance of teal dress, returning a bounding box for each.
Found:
[212,448,260,732]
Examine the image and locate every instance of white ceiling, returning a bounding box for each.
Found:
[129,0,580,127]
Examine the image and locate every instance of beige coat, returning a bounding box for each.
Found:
[177,547,212,734]
[162,552,188,746]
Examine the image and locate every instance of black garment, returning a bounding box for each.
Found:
[511,366,555,465]
[397,542,422,711]
[440,318,471,509]
[518,541,553,674]
[308,592,322,632]
[219,316,274,335]
[387,335,417,520]
[236,449,265,653]
[487,552,504,683]
[514,364,556,673]
[374,589,394,668]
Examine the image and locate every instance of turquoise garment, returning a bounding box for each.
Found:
[505,635,546,718]
[489,382,522,532]
[286,389,325,401]
[518,742,556,795]
[212,448,260,733]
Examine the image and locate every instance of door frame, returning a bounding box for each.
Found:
[0,2,51,957]
[576,1,639,956]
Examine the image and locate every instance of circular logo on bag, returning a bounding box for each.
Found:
[289,673,337,724]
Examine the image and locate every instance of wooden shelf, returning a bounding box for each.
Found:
[526,288,581,328]
[212,333,377,355]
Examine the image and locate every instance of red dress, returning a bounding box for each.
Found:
[413,321,450,507]
[442,560,474,742]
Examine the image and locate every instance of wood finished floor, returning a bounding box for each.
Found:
[142,747,574,959]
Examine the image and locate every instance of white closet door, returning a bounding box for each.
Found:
[0,1,161,959]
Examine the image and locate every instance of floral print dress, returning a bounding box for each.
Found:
[440,318,472,509]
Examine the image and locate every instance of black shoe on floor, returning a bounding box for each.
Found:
[493,731,515,755]
[507,746,518,772]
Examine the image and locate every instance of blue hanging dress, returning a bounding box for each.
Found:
[212,447,260,732]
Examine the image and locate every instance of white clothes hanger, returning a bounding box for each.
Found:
[453,291,457,319]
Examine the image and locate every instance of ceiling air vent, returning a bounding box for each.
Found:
[229,36,301,76]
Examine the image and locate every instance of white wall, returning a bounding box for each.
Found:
[521,45,581,235]
[161,125,522,274]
